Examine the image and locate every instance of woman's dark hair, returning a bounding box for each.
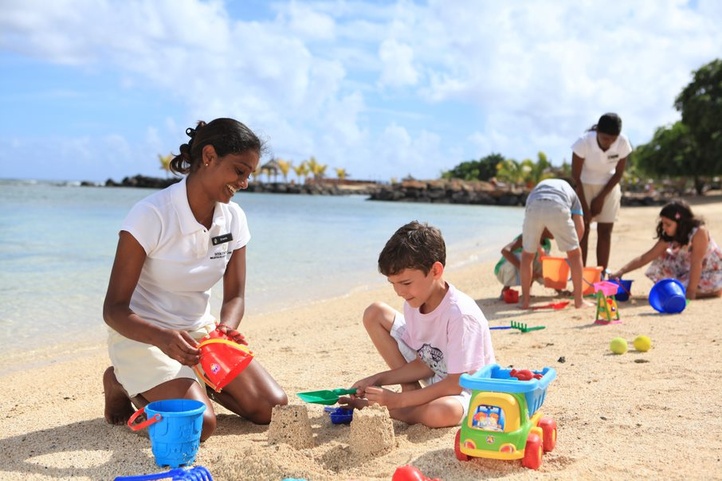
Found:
[587,112,622,135]
[170,118,265,175]
[656,199,703,244]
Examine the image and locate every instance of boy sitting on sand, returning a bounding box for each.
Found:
[339,221,495,428]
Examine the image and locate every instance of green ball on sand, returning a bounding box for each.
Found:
[609,337,628,355]
[633,335,652,352]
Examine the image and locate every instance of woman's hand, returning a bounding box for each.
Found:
[217,324,248,345]
[157,329,201,367]
[590,196,604,217]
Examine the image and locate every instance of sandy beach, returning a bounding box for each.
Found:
[1,197,721,481]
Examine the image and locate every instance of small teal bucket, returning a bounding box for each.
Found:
[649,278,687,314]
[127,399,206,468]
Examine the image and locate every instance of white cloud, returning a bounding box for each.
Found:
[1,0,721,182]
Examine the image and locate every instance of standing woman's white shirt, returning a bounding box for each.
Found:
[572,131,633,185]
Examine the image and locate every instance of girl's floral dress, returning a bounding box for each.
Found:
[645,227,722,294]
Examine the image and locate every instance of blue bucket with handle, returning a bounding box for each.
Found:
[611,279,633,301]
[649,278,687,314]
[128,399,206,468]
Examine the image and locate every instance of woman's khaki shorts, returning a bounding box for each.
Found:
[582,183,621,224]
[108,323,216,398]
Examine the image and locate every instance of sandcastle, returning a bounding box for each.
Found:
[349,404,395,457]
[267,404,314,449]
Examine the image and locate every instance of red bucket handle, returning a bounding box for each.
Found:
[127,406,162,431]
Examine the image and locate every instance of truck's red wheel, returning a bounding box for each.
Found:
[539,417,557,452]
[454,429,470,461]
[522,433,543,470]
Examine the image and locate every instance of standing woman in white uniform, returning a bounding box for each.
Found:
[102,118,287,441]
[571,113,633,272]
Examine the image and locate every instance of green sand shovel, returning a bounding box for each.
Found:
[297,388,358,405]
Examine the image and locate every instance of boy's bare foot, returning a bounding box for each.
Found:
[103,367,135,425]
[574,299,596,309]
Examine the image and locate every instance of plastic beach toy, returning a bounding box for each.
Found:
[593,281,619,297]
[582,266,603,295]
[541,257,569,290]
[510,321,546,333]
[114,466,213,481]
[454,364,558,470]
[324,406,354,424]
[649,278,687,314]
[609,278,633,301]
[530,300,569,311]
[503,288,519,303]
[297,388,357,405]
[193,330,253,392]
[127,399,206,468]
[392,465,441,481]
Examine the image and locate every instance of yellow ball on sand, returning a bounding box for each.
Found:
[609,337,628,355]
[633,335,652,352]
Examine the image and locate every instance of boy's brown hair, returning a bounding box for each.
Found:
[378,221,446,276]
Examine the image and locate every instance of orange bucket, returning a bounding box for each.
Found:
[542,257,569,290]
[193,337,253,392]
[582,266,603,295]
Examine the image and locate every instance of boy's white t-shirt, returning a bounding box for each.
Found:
[120,177,250,331]
[400,283,495,379]
[572,130,633,185]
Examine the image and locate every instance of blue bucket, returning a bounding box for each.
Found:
[128,399,206,468]
[649,279,687,314]
[611,279,633,301]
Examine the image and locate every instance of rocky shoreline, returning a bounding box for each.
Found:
[94,174,666,207]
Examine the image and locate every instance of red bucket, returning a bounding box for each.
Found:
[193,336,253,392]
[503,288,519,303]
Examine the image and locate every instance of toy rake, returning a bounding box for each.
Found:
[114,466,213,481]
[510,321,546,333]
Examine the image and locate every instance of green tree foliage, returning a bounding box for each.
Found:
[674,59,722,176]
[441,153,505,181]
[634,122,697,177]
[632,58,721,194]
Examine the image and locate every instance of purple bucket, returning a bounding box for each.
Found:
[649,279,687,314]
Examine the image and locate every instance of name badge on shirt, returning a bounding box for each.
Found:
[212,233,233,245]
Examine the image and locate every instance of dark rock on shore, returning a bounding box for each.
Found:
[94,175,667,207]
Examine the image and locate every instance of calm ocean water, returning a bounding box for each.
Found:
[0,179,524,354]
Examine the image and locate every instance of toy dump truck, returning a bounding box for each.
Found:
[454,363,557,470]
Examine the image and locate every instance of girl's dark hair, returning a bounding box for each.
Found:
[656,199,703,245]
[170,118,265,175]
[378,221,446,276]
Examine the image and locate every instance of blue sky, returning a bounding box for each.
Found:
[1,0,721,183]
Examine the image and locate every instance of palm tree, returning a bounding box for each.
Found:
[306,156,327,182]
[277,158,292,183]
[158,153,173,177]
[293,161,309,183]
[521,152,554,187]
[335,167,348,180]
[495,159,525,188]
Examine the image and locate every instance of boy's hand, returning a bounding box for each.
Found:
[364,386,401,409]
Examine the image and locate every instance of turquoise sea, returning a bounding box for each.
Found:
[0,179,524,354]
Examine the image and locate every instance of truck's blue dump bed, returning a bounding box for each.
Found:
[460,363,556,416]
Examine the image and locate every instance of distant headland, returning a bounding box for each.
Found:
[90,174,667,207]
